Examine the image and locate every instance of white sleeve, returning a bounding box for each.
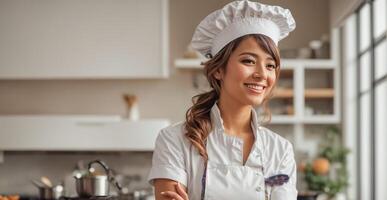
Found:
[147,128,188,187]
[270,142,298,200]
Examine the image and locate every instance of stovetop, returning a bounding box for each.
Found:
[14,192,151,200]
[17,196,120,200]
[60,196,119,200]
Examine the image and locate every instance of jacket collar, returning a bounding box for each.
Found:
[210,102,260,138]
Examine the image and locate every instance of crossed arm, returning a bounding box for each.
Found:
[154,179,189,200]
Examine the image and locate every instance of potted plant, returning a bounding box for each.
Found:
[302,126,350,200]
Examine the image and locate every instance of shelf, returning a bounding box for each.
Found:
[273,88,334,99]
[281,59,336,68]
[0,115,170,151]
[305,88,334,98]
[270,115,339,124]
[302,115,340,124]
[174,58,337,69]
[273,88,293,98]
[271,115,297,124]
[174,58,204,69]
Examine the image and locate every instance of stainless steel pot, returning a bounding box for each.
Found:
[75,174,109,197]
[74,160,122,197]
[32,179,64,200]
[39,186,64,200]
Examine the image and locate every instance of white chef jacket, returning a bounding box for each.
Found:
[148,103,297,200]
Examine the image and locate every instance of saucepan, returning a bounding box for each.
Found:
[31,179,64,200]
[74,160,122,197]
[38,186,64,200]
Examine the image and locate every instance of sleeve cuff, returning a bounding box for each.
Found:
[147,164,188,187]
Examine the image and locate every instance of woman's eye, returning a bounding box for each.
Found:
[241,59,256,65]
[266,64,277,70]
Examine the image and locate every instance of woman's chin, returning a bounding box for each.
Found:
[246,97,265,106]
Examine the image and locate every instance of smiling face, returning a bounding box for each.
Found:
[215,36,279,107]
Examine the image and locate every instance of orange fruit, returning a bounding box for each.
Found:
[312,157,330,175]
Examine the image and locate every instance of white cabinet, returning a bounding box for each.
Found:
[0,115,170,151]
[269,60,340,124]
[0,0,169,79]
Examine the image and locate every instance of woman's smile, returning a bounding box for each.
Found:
[244,82,266,94]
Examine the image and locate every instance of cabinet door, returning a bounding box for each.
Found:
[0,0,169,79]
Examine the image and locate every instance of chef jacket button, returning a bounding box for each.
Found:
[256,186,263,192]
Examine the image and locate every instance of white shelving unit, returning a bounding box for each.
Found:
[174,29,341,157]
[0,115,170,160]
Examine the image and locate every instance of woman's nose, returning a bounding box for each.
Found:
[252,63,267,79]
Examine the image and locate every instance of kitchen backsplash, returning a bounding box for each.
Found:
[0,151,153,195]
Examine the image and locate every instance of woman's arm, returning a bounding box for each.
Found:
[147,128,189,199]
[270,142,298,200]
[154,179,188,200]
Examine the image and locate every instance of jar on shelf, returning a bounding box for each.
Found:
[123,94,140,120]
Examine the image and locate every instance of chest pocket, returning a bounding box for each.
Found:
[203,161,265,200]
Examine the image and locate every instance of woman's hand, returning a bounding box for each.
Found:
[160,182,189,200]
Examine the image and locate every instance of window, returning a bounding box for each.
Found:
[375,41,387,79]
[375,80,387,200]
[342,15,358,199]
[360,52,371,93]
[373,0,386,39]
[360,93,371,200]
[360,4,371,51]
[342,0,386,199]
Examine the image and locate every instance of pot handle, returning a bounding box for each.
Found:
[110,176,123,192]
[88,160,110,174]
[88,160,123,192]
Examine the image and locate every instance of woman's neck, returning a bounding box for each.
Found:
[217,99,253,136]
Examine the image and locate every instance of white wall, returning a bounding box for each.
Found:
[0,0,331,194]
[0,0,330,123]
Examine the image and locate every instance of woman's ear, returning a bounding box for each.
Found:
[214,69,224,80]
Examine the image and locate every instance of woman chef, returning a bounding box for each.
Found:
[148,1,297,199]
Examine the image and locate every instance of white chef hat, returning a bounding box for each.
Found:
[191,0,296,57]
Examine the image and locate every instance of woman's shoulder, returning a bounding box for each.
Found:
[157,121,191,147]
[258,126,294,152]
[160,121,186,137]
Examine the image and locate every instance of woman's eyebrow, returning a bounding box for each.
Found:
[267,57,275,61]
[239,52,274,61]
[239,52,258,58]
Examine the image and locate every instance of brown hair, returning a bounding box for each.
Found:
[184,34,281,162]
